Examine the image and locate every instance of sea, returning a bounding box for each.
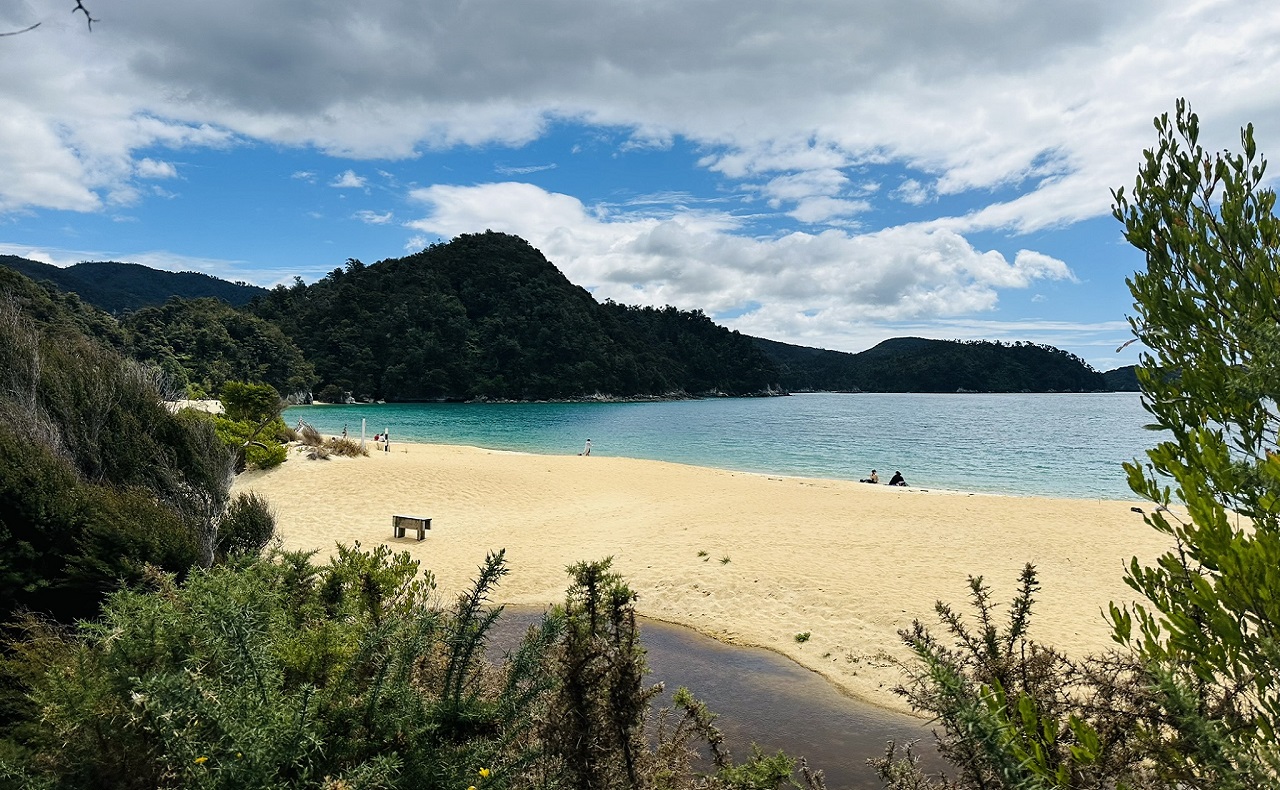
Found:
[285,391,1156,500]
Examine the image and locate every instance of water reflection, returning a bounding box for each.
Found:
[493,607,944,789]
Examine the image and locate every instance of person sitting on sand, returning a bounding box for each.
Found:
[860,469,879,484]
[888,470,907,487]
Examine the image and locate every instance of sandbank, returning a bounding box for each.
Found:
[233,441,1175,714]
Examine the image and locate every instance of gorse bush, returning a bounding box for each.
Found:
[1,549,819,790]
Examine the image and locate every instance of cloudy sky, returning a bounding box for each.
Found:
[3,0,1278,370]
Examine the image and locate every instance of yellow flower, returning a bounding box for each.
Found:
[194,756,209,765]
[468,785,477,790]
[479,768,491,779]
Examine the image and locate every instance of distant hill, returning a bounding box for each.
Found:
[0,256,268,314]
[250,232,782,401]
[1101,365,1140,392]
[3,240,1146,399]
[0,266,125,349]
[755,336,1110,392]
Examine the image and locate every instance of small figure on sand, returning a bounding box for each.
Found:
[860,469,879,484]
[580,438,592,456]
[383,429,390,452]
[342,424,348,439]
[888,470,907,487]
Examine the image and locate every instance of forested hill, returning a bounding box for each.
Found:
[755,336,1129,392]
[0,255,268,314]
[250,231,782,401]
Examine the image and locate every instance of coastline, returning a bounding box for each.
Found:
[233,440,1174,714]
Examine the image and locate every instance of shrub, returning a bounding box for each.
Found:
[316,383,345,403]
[212,415,288,470]
[217,492,276,559]
[322,436,368,457]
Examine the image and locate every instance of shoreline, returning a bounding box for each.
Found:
[234,440,1174,714]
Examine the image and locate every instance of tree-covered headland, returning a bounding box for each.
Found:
[250,232,782,402]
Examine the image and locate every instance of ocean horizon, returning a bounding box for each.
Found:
[285,392,1155,500]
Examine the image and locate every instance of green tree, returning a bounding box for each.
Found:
[1109,98,1280,786]
[874,102,1280,790]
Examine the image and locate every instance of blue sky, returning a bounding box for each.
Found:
[3,1,1279,371]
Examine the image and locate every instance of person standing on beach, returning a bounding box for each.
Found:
[581,438,592,456]
[383,429,390,452]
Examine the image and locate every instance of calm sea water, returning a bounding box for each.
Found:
[285,392,1154,500]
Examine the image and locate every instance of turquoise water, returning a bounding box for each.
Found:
[285,392,1155,500]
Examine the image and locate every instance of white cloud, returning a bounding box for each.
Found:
[3,0,1280,237]
[291,170,317,182]
[494,162,558,175]
[892,178,932,206]
[354,209,393,224]
[330,170,366,188]
[407,182,1075,334]
[135,158,178,179]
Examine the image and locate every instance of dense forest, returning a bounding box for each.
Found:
[1,236,1137,399]
[755,336,1125,392]
[249,232,782,401]
[121,297,316,398]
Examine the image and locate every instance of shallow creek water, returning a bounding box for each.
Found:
[492,607,945,789]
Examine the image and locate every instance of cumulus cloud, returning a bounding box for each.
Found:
[407,182,1075,337]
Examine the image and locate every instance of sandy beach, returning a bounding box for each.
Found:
[234,441,1175,714]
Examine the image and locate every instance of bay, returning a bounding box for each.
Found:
[286,391,1154,500]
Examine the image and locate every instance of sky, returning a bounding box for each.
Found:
[3,1,1279,371]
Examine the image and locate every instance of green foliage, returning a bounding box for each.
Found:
[755,336,1109,393]
[880,101,1280,790]
[0,291,236,625]
[251,232,782,401]
[212,415,288,470]
[220,381,284,423]
[123,297,316,397]
[1109,98,1280,786]
[1,547,813,790]
[885,565,1152,789]
[0,547,545,790]
[217,492,276,559]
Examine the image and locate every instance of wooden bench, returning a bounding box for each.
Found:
[392,514,432,541]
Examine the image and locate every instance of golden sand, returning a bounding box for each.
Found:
[233,441,1173,714]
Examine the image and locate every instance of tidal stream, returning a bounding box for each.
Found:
[493,607,945,788]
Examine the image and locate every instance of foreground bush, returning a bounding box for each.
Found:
[1,548,817,790]
[876,101,1280,790]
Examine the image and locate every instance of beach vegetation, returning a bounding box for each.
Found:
[794,632,810,643]
[1,548,820,790]
[121,296,316,398]
[875,100,1280,789]
[1108,97,1280,786]
[213,381,290,470]
[0,291,246,627]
